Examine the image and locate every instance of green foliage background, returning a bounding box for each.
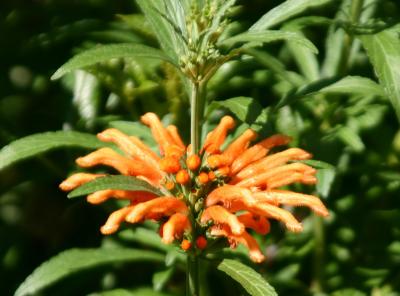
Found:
[1,0,400,295]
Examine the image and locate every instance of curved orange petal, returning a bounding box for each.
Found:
[125,197,188,223]
[202,116,235,153]
[231,134,291,174]
[141,112,183,157]
[87,190,157,205]
[266,172,316,189]
[76,147,162,183]
[162,213,191,244]
[100,206,134,235]
[97,128,160,169]
[205,185,254,208]
[59,173,105,191]
[129,136,160,162]
[234,148,312,181]
[254,190,328,216]
[235,163,316,188]
[221,129,257,162]
[201,205,245,235]
[166,125,185,150]
[237,212,270,235]
[246,202,303,232]
[210,225,265,263]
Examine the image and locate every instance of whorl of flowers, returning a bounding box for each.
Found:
[60,113,329,263]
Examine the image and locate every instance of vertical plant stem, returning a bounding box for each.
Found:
[311,215,325,293]
[187,79,206,296]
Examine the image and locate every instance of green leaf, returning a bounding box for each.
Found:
[250,0,332,31]
[207,97,262,125]
[220,31,318,54]
[300,159,335,170]
[118,228,171,252]
[0,131,105,172]
[91,287,175,296]
[152,267,174,292]
[52,43,177,80]
[217,259,277,296]
[360,29,400,122]
[15,248,164,296]
[316,168,336,198]
[336,126,365,152]
[317,76,384,96]
[68,175,162,198]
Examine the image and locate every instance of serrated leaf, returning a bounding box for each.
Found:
[52,43,177,80]
[220,30,318,54]
[217,259,277,296]
[68,175,162,198]
[250,0,332,31]
[207,97,262,125]
[0,131,105,171]
[15,248,164,296]
[360,29,400,122]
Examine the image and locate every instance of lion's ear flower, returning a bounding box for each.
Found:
[60,113,328,263]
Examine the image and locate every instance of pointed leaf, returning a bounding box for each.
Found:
[318,76,384,96]
[217,259,277,296]
[250,0,332,31]
[68,175,162,198]
[152,267,174,291]
[207,97,262,125]
[15,248,164,296]
[52,43,177,80]
[0,131,105,171]
[220,31,318,54]
[360,29,400,121]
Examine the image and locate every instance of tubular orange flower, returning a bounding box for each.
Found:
[60,113,328,263]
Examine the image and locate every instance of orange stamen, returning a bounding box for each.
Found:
[200,205,244,235]
[202,116,235,153]
[162,213,191,244]
[186,154,201,171]
[59,173,105,191]
[176,169,190,185]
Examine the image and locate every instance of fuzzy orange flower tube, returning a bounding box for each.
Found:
[60,113,329,263]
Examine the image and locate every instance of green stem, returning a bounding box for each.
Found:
[186,254,200,296]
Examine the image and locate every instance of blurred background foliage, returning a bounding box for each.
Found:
[1,0,400,295]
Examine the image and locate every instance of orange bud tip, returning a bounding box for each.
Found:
[165,181,175,191]
[208,171,216,181]
[159,157,181,174]
[216,166,230,177]
[176,170,190,185]
[196,236,207,250]
[198,172,209,184]
[186,154,201,171]
[181,239,192,251]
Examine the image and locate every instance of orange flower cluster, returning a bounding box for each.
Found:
[60,113,328,263]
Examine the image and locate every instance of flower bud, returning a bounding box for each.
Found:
[196,236,207,250]
[186,154,201,171]
[159,157,181,174]
[198,172,209,184]
[181,239,191,251]
[176,170,190,185]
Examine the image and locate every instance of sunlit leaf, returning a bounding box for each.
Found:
[250,0,332,31]
[0,131,105,171]
[68,175,162,198]
[15,248,164,296]
[217,259,277,296]
[360,28,400,122]
[316,168,336,198]
[207,97,262,125]
[152,267,174,292]
[220,30,318,54]
[52,43,177,80]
